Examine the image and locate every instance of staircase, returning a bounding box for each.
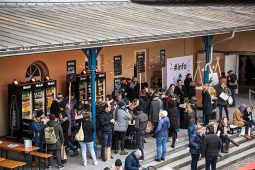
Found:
[144,130,255,170]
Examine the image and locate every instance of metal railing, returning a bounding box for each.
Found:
[249,89,255,106]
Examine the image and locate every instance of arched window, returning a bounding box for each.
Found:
[25,61,49,82]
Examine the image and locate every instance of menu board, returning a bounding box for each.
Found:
[33,89,45,112]
[114,55,122,76]
[21,91,32,119]
[46,87,56,115]
[67,60,76,83]
[114,78,122,96]
[136,52,145,73]
[160,49,166,67]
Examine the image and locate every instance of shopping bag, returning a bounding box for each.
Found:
[228,96,233,105]
[146,121,154,133]
[61,145,67,160]
[105,147,111,161]
[75,122,84,141]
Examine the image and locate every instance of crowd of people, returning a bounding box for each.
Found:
[28,71,254,170]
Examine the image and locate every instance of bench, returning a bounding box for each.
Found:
[0,159,26,169]
[30,151,52,169]
[229,125,241,134]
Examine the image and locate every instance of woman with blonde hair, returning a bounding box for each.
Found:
[186,103,196,141]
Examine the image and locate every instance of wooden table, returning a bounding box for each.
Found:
[0,157,5,161]
[0,140,39,167]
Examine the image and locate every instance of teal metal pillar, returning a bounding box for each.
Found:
[82,47,102,152]
[202,35,213,84]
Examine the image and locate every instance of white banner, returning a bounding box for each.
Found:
[165,55,193,88]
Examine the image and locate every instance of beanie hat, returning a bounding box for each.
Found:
[35,110,44,117]
[134,149,142,158]
[115,159,122,166]
[49,114,56,121]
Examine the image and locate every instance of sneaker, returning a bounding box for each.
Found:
[58,165,64,169]
[94,161,98,166]
[47,166,52,169]
[83,162,87,166]
[155,159,161,162]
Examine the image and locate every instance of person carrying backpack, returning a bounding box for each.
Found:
[45,114,64,169]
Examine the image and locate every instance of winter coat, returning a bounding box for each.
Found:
[189,132,203,154]
[150,96,163,123]
[174,85,187,103]
[155,116,170,138]
[78,119,94,143]
[202,90,213,115]
[201,133,221,158]
[60,118,70,146]
[233,109,245,127]
[100,110,113,132]
[215,85,231,106]
[139,96,150,114]
[46,120,64,151]
[125,152,141,170]
[134,111,148,132]
[114,108,131,132]
[31,118,45,143]
[187,87,196,100]
[165,106,180,130]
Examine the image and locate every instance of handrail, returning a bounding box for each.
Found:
[249,89,255,106]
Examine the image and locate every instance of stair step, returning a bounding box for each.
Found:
[156,132,254,170]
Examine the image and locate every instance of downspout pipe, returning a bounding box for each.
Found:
[205,31,235,73]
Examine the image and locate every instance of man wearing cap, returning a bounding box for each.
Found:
[125,149,146,170]
[114,101,131,155]
[50,93,64,118]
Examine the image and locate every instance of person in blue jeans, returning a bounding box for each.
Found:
[100,103,115,161]
[189,124,204,170]
[155,110,170,162]
[186,103,196,141]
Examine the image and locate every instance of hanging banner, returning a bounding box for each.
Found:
[136,52,145,73]
[114,55,122,76]
[166,55,193,87]
[160,49,166,67]
[66,60,76,83]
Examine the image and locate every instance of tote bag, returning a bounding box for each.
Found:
[75,122,84,141]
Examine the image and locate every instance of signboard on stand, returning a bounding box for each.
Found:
[66,60,76,83]
[160,49,166,67]
[136,52,145,73]
[165,55,193,87]
[114,78,122,97]
[114,55,122,76]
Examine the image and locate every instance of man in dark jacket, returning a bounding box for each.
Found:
[50,93,64,118]
[227,70,238,107]
[202,124,221,170]
[189,124,204,170]
[134,106,148,160]
[125,149,145,170]
[202,84,213,126]
[174,79,187,104]
[46,114,64,169]
[100,103,115,161]
[150,91,163,137]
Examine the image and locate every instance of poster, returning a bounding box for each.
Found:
[165,55,193,87]
[66,60,76,83]
[114,78,122,96]
[114,55,122,76]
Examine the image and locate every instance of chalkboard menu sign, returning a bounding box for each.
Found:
[114,55,122,76]
[160,49,166,67]
[114,78,122,96]
[136,52,145,73]
[66,60,76,83]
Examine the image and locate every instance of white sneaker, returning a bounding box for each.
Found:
[94,161,98,166]
[83,162,87,166]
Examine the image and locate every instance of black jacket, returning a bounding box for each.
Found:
[50,100,60,117]
[174,85,187,103]
[79,120,94,143]
[134,111,148,132]
[100,111,113,132]
[202,133,221,158]
[202,90,213,115]
[60,118,70,146]
[166,106,180,129]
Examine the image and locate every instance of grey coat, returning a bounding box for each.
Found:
[114,108,131,132]
[150,96,163,123]
[46,120,64,151]
[135,111,148,131]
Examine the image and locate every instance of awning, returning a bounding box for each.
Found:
[0,1,255,57]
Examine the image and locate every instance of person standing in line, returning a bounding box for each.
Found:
[150,91,163,138]
[45,114,65,169]
[186,103,196,141]
[189,124,204,170]
[165,98,180,148]
[215,82,231,120]
[78,113,98,166]
[201,124,221,170]
[227,70,238,107]
[174,79,187,104]
[184,73,192,93]
[114,101,131,155]
[134,106,148,160]
[100,103,115,162]
[202,84,213,126]
[155,110,170,162]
